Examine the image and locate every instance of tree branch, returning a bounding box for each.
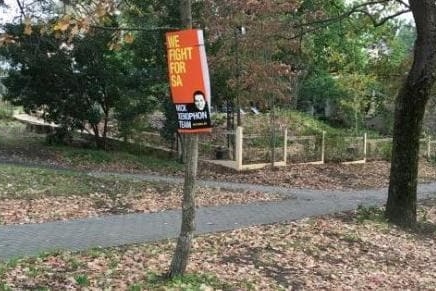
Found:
[90,25,177,32]
[358,9,411,26]
[289,0,411,39]
[394,0,410,9]
[15,0,26,18]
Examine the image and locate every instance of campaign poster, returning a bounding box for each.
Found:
[165,29,212,133]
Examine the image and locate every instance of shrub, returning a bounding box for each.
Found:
[0,102,13,120]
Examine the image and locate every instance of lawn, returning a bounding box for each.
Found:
[0,120,184,174]
[1,117,435,289]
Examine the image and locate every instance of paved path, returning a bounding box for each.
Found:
[1,170,436,260]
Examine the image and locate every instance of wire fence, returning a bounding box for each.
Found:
[242,130,286,164]
[8,110,436,166]
[287,135,323,163]
[147,128,436,165]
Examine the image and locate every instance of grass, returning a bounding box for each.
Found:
[242,109,383,138]
[74,274,90,287]
[57,145,183,172]
[0,121,45,146]
[0,163,150,199]
[356,204,387,223]
[145,272,232,290]
[0,101,15,121]
[0,120,183,173]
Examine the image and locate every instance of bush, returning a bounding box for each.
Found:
[45,127,73,145]
[380,142,392,161]
[0,102,13,120]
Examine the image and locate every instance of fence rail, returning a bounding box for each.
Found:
[205,127,436,171]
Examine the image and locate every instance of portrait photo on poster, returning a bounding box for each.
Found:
[174,90,211,131]
[193,90,207,111]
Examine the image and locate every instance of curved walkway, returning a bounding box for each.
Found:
[1,169,436,260]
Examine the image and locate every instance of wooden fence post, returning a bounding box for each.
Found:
[364,133,367,162]
[235,126,243,170]
[283,128,288,165]
[321,131,326,163]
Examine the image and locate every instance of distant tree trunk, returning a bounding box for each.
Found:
[102,108,109,151]
[386,0,436,227]
[90,123,101,148]
[167,0,197,278]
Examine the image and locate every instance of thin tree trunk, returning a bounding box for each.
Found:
[102,110,109,151]
[167,0,196,278]
[386,0,436,226]
[91,123,101,149]
[168,134,198,277]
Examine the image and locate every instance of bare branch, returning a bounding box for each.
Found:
[291,11,350,30]
[90,25,177,32]
[15,0,26,18]
[350,0,391,10]
[290,0,411,38]
[355,8,410,26]
[394,0,410,8]
[293,0,410,29]
[365,9,411,27]
[275,26,327,41]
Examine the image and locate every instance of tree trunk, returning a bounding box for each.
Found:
[102,109,109,151]
[91,123,101,149]
[167,0,196,278]
[168,134,198,277]
[386,0,436,227]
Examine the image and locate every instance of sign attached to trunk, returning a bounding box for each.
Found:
[165,29,212,133]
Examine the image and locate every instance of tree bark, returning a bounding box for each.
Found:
[102,109,109,151]
[167,0,197,278]
[91,123,101,149]
[168,134,198,277]
[386,0,436,227]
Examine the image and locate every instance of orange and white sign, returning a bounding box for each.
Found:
[166,29,212,133]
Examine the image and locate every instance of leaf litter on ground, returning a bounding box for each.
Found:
[0,164,284,225]
[1,200,435,289]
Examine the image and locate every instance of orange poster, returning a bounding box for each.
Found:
[165,29,212,133]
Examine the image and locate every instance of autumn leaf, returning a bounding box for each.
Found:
[23,25,32,35]
[108,41,122,51]
[95,3,107,18]
[123,33,134,44]
[23,17,32,35]
[54,16,71,32]
[77,17,91,33]
[0,33,16,45]
[70,25,79,36]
